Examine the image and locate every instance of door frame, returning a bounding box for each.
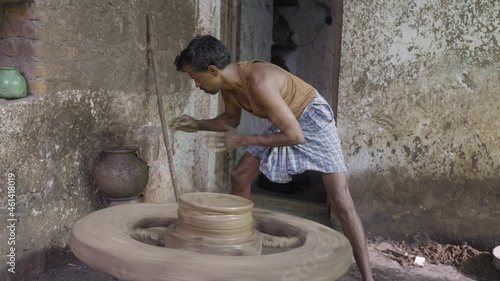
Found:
[216,0,240,192]
[331,0,343,123]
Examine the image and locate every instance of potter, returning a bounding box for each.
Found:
[170,35,374,281]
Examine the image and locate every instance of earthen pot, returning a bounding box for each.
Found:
[94,148,149,200]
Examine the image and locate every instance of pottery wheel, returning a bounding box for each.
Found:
[70,194,352,281]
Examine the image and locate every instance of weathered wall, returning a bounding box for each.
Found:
[239,0,273,62]
[340,0,500,249]
[0,0,219,279]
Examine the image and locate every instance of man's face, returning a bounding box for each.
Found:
[184,65,220,95]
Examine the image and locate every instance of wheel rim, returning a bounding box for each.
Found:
[70,203,352,281]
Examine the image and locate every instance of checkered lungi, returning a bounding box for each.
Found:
[246,92,347,183]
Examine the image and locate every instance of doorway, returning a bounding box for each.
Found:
[222,0,343,211]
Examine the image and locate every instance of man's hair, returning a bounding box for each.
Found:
[174,35,231,72]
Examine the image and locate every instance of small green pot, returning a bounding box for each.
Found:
[0,67,28,99]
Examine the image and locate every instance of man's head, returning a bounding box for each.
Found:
[174,35,231,95]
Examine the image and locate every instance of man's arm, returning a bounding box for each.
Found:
[196,90,241,131]
[169,90,241,132]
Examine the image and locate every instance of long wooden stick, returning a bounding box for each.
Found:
[146,14,180,202]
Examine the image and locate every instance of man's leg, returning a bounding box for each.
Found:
[322,172,374,281]
[230,152,261,199]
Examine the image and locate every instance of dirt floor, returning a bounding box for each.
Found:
[340,237,500,281]
[32,237,499,281]
[29,185,500,281]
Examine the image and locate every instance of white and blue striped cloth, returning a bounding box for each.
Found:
[246,92,347,183]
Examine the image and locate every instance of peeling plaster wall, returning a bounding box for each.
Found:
[340,0,500,249]
[0,0,220,279]
[239,0,273,62]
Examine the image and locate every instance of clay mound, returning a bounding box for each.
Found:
[398,242,489,266]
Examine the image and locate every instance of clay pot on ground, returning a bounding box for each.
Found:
[0,67,27,99]
[94,148,149,201]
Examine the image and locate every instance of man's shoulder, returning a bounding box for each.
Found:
[238,59,268,64]
[245,61,282,81]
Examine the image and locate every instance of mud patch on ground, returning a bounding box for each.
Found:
[374,237,500,281]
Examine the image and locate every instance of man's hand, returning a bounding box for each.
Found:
[208,126,244,151]
[169,115,199,133]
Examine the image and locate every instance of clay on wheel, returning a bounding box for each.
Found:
[70,203,352,281]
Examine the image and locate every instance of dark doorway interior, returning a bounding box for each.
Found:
[251,170,327,204]
[237,0,338,204]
